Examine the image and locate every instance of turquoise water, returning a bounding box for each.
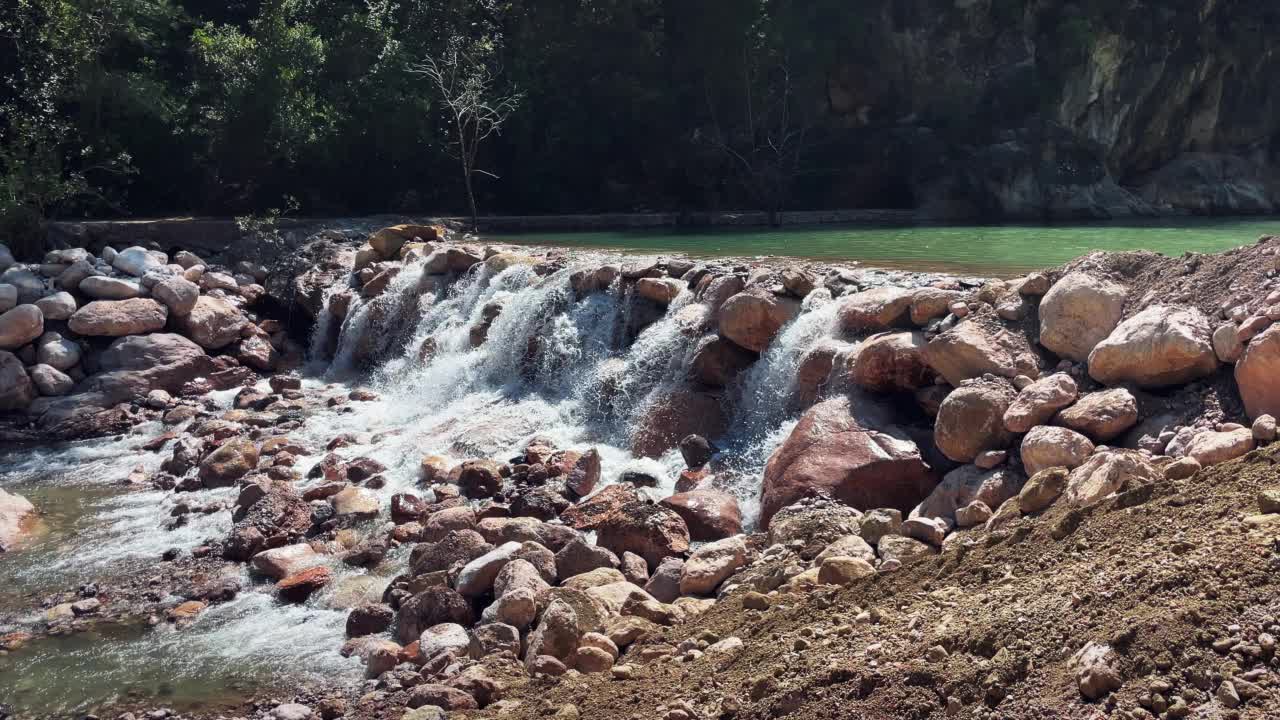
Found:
[501,218,1280,274]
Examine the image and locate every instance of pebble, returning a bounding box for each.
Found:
[272,705,312,720]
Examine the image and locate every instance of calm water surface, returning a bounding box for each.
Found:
[502,218,1280,274]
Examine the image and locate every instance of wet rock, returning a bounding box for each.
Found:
[69,298,167,336]
[0,304,42,350]
[636,277,683,305]
[1003,373,1078,433]
[565,449,601,498]
[659,490,742,540]
[679,536,747,595]
[678,435,715,468]
[1184,428,1255,466]
[760,396,937,526]
[1039,272,1127,361]
[346,603,395,637]
[836,287,913,332]
[596,501,690,569]
[1236,324,1280,419]
[251,544,321,581]
[691,336,756,387]
[0,489,36,551]
[630,386,728,458]
[1064,451,1161,507]
[409,530,492,575]
[276,566,333,603]
[0,352,34,411]
[717,288,801,352]
[456,459,504,499]
[1020,426,1095,476]
[198,438,258,488]
[1087,305,1218,388]
[849,331,935,392]
[329,486,379,519]
[934,377,1017,463]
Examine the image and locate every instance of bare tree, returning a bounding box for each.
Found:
[413,41,521,232]
[697,54,812,226]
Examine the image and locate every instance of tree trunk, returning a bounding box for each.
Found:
[464,170,478,233]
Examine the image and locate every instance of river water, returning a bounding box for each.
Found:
[0,222,1268,716]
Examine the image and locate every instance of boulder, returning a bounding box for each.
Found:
[679,434,715,468]
[79,276,141,300]
[635,277,683,305]
[876,534,938,565]
[1020,426,1095,477]
[250,544,321,580]
[1038,273,1127,361]
[0,351,34,410]
[525,599,582,663]
[933,378,1017,463]
[456,459,504,499]
[417,622,471,662]
[717,288,801,352]
[456,542,522,597]
[34,292,75,320]
[1003,373,1078,433]
[596,501,690,569]
[1087,306,1218,388]
[276,566,332,603]
[767,501,865,553]
[198,438,258,488]
[691,335,756,387]
[923,320,1036,386]
[1236,324,1280,419]
[0,284,15,312]
[29,364,73,396]
[659,490,742,540]
[410,530,493,576]
[36,333,80,371]
[911,465,1024,524]
[1070,642,1123,700]
[0,305,43,350]
[760,396,937,526]
[565,449,601,498]
[643,558,684,603]
[678,536,747,596]
[560,483,641,531]
[346,603,395,637]
[0,489,36,551]
[1017,467,1069,513]
[1213,323,1245,363]
[69,298,167,337]
[555,538,619,580]
[112,246,164,277]
[817,556,876,585]
[1052,392,1139,445]
[396,586,475,643]
[1064,451,1161,507]
[630,386,728,458]
[494,558,551,598]
[153,276,200,316]
[909,288,964,325]
[1184,429,1255,467]
[331,487,381,519]
[174,296,247,350]
[813,534,876,565]
[836,287,913,332]
[849,331,935,392]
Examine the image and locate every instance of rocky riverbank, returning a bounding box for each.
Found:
[3,225,1280,719]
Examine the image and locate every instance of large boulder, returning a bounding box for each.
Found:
[595,501,690,569]
[678,536,747,596]
[1020,426,1095,477]
[836,287,913,332]
[0,305,43,350]
[717,288,800,353]
[923,320,1037,386]
[1184,429,1255,467]
[174,296,247,350]
[933,378,1017,463]
[760,396,938,527]
[198,438,259,488]
[1003,373,1078,433]
[69,299,167,337]
[1236,324,1280,419]
[153,276,200,316]
[848,331,934,392]
[1054,388,1139,442]
[78,333,217,405]
[111,246,164,277]
[79,276,141,300]
[658,490,742,541]
[910,465,1023,524]
[560,484,641,531]
[36,333,81,371]
[630,386,727,458]
[691,335,756,387]
[396,587,475,644]
[0,351,34,410]
[1087,306,1218,388]
[1038,273,1127,362]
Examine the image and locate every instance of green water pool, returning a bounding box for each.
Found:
[500,217,1280,274]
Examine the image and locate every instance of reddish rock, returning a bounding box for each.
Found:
[933,378,1017,463]
[391,493,427,524]
[630,386,728,458]
[1087,305,1218,388]
[560,484,641,530]
[197,438,258,488]
[760,396,938,527]
[566,449,601,497]
[923,320,1037,386]
[1236,324,1280,419]
[659,490,743,541]
[395,586,476,644]
[674,467,710,493]
[408,529,492,576]
[596,501,691,569]
[276,566,333,603]
[792,339,844,409]
[849,331,935,392]
[717,288,801,353]
[456,459,504,498]
[1054,388,1139,442]
[691,335,757,387]
[836,287,913,332]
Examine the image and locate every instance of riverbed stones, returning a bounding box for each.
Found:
[760,396,937,526]
[659,490,742,540]
[934,377,1017,463]
[717,288,801,353]
[1003,373,1077,433]
[1020,426,1095,476]
[525,599,582,664]
[596,501,690,568]
[251,543,322,580]
[679,535,747,596]
[1054,388,1139,441]
[28,364,73,396]
[636,277,683,305]
[1039,273,1127,361]
[112,246,164,277]
[923,320,1031,386]
[396,587,475,643]
[1064,450,1161,507]
[456,459,504,498]
[849,330,934,392]
[79,275,141,300]
[0,352,34,410]
[276,566,333,602]
[691,335,756,387]
[198,437,258,487]
[153,275,200,316]
[0,488,36,551]
[1087,305,1218,388]
[0,284,15,313]
[457,542,522,597]
[1184,428,1256,466]
[837,287,914,332]
[69,298,167,336]
[0,304,42,350]
[331,486,381,519]
[1236,324,1280,419]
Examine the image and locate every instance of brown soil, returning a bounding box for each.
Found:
[478,445,1280,720]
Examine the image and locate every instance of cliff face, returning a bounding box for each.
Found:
[820,0,1280,220]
